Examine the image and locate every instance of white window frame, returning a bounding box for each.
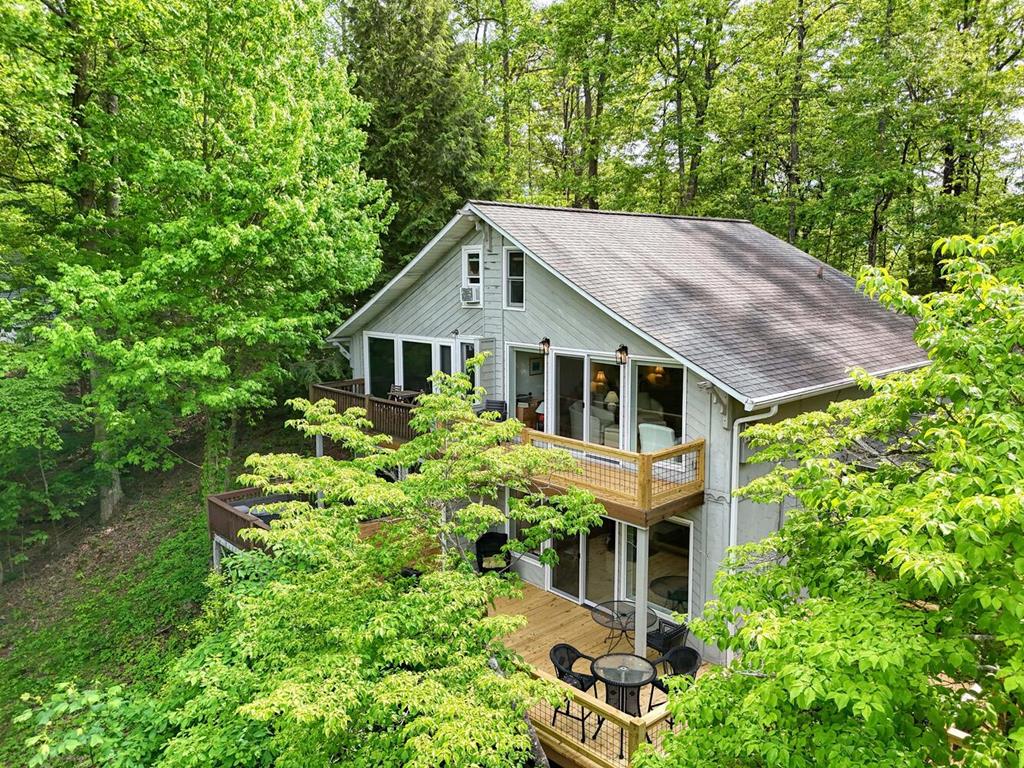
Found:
[640,517,694,618]
[364,332,479,393]
[461,245,483,307]
[502,246,526,311]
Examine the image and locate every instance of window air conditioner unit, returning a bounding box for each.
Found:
[461,285,481,304]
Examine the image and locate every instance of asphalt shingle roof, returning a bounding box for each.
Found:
[471,201,928,404]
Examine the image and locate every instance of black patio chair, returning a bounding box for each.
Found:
[646,617,689,655]
[549,643,598,742]
[475,531,510,574]
[648,645,701,711]
[478,399,508,421]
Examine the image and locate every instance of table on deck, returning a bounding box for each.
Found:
[591,600,658,650]
[591,652,657,758]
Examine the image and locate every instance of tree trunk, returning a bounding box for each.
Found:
[786,0,806,244]
[91,369,124,525]
[201,412,239,501]
[582,72,597,209]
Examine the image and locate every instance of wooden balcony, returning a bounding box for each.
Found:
[521,429,705,527]
[492,584,683,768]
[310,379,417,444]
[306,383,705,525]
[206,488,392,564]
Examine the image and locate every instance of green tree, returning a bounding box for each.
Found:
[340,0,493,277]
[643,223,1024,767]
[1,0,389,521]
[21,362,603,766]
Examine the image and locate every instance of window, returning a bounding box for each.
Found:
[367,336,396,397]
[401,341,432,393]
[504,248,525,309]
[439,344,453,375]
[462,246,482,305]
[460,341,478,385]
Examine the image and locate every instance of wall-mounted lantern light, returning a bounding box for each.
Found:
[615,344,629,365]
[539,337,551,355]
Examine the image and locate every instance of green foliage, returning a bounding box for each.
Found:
[0,485,210,766]
[23,363,601,767]
[0,0,390,544]
[641,224,1024,767]
[455,0,1023,287]
[342,0,493,276]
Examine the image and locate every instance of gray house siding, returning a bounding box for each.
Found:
[371,228,488,339]
[347,222,662,400]
[335,215,881,667]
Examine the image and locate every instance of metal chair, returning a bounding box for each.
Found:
[648,645,701,711]
[479,399,508,420]
[474,531,509,574]
[549,644,598,742]
[647,617,689,655]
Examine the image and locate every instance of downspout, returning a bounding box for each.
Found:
[729,404,778,550]
[725,403,778,665]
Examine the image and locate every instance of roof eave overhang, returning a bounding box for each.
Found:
[326,209,475,342]
[743,359,931,411]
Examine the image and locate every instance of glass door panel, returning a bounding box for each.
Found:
[550,534,581,599]
[402,341,432,393]
[510,349,544,430]
[589,360,621,447]
[648,520,691,613]
[635,364,684,452]
[555,355,585,440]
[583,517,617,604]
[439,344,453,376]
[368,337,396,397]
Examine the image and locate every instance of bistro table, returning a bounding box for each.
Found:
[590,600,658,649]
[590,652,657,758]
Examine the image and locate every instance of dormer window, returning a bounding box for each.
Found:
[461,246,482,306]
[504,248,525,310]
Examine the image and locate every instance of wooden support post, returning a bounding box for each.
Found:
[638,454,652,511]
[626,718,645,760]
[634,526,650,656]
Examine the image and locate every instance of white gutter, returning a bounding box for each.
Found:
[743,359,929,411]
[726,403,778,666]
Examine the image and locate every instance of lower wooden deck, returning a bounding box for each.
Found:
[491,584,663,672]
[492,584,688,767]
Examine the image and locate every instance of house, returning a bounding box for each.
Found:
[320,200,927,668]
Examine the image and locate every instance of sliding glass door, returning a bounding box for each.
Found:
[552,353,622,448]
[623,518,692,615]
[401,341,432,393]
[367,337,396,397]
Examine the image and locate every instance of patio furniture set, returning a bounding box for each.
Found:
[549,601,700,758]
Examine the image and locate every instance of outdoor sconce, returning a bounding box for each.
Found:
[539,337,551,355]
[615,344,629,365]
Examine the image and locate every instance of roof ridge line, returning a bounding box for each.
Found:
[467,199,750,224]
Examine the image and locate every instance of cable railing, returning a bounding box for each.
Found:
[520,429,704,519]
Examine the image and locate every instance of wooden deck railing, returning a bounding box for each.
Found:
[528,668,675,768]
[521,429,704,524]
[311,379,417,442]
[206,487,273,554]
[207,487,397,557]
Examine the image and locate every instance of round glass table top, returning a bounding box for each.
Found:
[591,653,657,687]
[590,600,658,631]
